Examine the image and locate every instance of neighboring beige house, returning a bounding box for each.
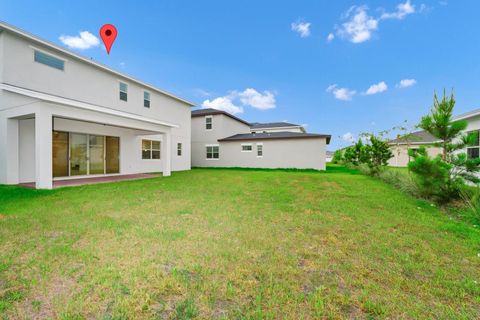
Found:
[191,108,331,170]
[388,131,442,167]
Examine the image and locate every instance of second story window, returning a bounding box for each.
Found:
[34,50,64,71]
[119,82,128,101]
[144,91,150,108]
[177,143,182,156]
[206,116,212,130]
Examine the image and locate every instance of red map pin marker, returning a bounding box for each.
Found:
[100,24,117,54]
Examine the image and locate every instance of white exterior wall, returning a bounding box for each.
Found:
[196,138,327,170]
[191,114,251,166]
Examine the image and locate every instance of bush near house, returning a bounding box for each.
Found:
[409,91,480,203]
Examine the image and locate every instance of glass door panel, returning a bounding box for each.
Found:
[106,136,120,174]
[70,133,87,176]
[89,135,105,174]
[52,131,68,177]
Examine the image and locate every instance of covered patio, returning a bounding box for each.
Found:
[0,84,178,189]
[18,173,160,188]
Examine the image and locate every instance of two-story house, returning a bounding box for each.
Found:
[191,108,331,170]
[0,22,194,189]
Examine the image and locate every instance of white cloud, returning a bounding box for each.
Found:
[381,1,416,20]
[439,1,448,6]
[201,88,276,114]
[237,88,276,110]
[291,20,311,38]
[326,84,356,101]
[119,62,126,68]
[202,96,243,115]
[193,88,212,97]
[365,81,388,95]
[59,31,100,49]
[337,6,378,44]
[397,79,417,88]
[327,33,335,42]
[342,132,355,142]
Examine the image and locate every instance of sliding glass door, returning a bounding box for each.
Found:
[52,131,120,177]
[106,136,120,174]
[89,135,105,174]
[70,133,88,176]
[53,131,69,177]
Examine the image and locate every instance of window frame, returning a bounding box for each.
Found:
[467,130,480,159]
[256,143,263,158]
[241,143,253,152]
[142,139,161,160]
[32,48,65,71]
[177,142,182,156]
[205,116,213,131]
[119,82,128,102]
[206,144,219,160]
[144,91,151,108]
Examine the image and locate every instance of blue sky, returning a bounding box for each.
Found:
[1,0,479,150]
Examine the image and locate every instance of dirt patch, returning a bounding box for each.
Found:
[16,276,78,319]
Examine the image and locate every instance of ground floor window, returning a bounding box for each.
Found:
[142,140,161,160]
[241,144,253,152]
[206,145,219,159]
[177,143,182,156]
[257,144,263,157]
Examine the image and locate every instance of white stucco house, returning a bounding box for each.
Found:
[0,22,194,189]
[191,108,331,170]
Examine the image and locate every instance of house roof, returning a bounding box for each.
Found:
[388,130,441,145]
[191,108,251,126]
[250,122,302,129]
[0,21,195,107]
[218,132,331,144]
[454,108,480,121]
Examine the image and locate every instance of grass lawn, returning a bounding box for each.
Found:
[1,167,480,319]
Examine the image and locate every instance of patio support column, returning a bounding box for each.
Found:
[162,130,171,177]
[5,118,19,184]
[0,115,19,184]
[35,110,53,189]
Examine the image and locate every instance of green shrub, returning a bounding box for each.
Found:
[408,90,480,203]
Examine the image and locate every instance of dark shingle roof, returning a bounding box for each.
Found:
[218,132,331,144]
[191,108,250,126]
[388,130,441,145]
[250,122,301,129]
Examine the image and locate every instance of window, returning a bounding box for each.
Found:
[177,143,182,156]
[142,140,160,159]
[241,144,253,152]
[467,130,480,159]
[206,145,219,159]
[144,91,150,108]
[257,144,263,157]
[119,82,128,101]
[206,116,212,130]
[34,50,64,71]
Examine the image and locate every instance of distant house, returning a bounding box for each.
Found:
[250,122,306,133]
[388,108,480,167]
[388,131,442,167]
[191,108,331,170]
